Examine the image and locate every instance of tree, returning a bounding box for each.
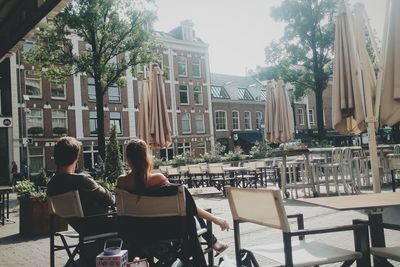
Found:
[258,0,337,136]
[25,0,158,158]
[104,125,123,181]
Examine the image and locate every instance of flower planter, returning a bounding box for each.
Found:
[19,196,68,237]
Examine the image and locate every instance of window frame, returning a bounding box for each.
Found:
[177,142,191,156]
[232,110,240,130]
[215,110,227,131]
[89,111,98,136]
[108,84,121,103]
[193,85,203,105]
[50,82,67,100]
[244,111,252,130]
[181,113,191,134]
[110,111,123,135]
[298,108,305,125]
[192,57,201,78]
[87,76,96,101]
[197,141,206,156]
[51,109,68,130]
[28,147,44,175]
[195,113,205,134]
[177,56,188,77]
[179,85,189,105]
[25,71,42,98]
[308,109,315,125]
[27,108,43,135]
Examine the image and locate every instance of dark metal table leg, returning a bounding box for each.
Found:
[368,210,391,267]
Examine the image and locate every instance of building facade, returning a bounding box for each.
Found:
[210,73,266,153]
[9,21,214,177]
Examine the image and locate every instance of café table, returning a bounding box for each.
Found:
[298,192,400,266]
[0,186,12,225]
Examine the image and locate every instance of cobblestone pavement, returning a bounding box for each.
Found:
[1,189,400,266]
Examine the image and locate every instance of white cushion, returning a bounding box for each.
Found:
[247,239,361,267]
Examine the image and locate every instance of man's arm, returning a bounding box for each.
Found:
[81,175,115,206]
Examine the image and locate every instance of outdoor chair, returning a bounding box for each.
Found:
[388,157,400,192]
[47,191,117,267]
[166,167,181,184]
[315,147,343,196]
[115,185,210,266]
[238,162,258,188]
[340,147,358,194]
[208,165,232,195]
[369,222,400,265]
[352,149,371,188]
[284,161,314,199]
[226,187,371,267]
[188,165,207,187]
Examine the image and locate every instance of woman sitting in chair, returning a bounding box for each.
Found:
[116,138,229,254]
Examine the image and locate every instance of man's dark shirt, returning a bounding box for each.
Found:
[47,172,115,216]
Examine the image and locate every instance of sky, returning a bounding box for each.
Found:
[154,0,388,76]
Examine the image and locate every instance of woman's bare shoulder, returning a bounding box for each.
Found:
[149,173,169,185]
[116,173,130,189]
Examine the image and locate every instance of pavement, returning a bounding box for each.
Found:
[1,188,400,267]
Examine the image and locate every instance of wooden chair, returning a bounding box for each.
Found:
[166,167,181,184]
[226,187,371,267]
[115,186,210,266]
[47,191,117,267]
[188,165,206,187]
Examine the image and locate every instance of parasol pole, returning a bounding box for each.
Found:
[354,3,381,193]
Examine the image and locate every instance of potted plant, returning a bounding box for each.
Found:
[27,126,44,136]
[13,180,67,237]
[52,127,68,136]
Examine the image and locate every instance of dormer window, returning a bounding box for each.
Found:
[181,20,195,41]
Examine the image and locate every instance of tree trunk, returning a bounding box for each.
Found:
[315,86,325,137]
[95,81,106,159]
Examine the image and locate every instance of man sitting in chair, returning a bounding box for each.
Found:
[47,137,116,264]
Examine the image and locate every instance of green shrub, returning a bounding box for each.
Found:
[12,180,44,198]
[28,127,44,136]
[97,179,116,191]
[250,141,271,159]
[104,125,123,182]
[52,127,68,135]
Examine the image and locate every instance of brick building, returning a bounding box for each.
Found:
[9,21,214,176]
[210,73,266,153]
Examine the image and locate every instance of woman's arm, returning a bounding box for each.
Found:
[197,207,230,231]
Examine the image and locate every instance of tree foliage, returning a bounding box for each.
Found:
[25,0,159,158]
[104,125,123,181]
[257,0,337,135]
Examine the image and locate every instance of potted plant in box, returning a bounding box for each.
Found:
[13,179,67,237]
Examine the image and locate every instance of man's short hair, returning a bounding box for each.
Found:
[54,137,82,167]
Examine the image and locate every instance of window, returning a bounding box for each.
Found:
[238,88,254,100]
[244,111,252,130]
[88,77,96,101]
[52,109,67,129]
[256,111,263,129]
[192,58,201,78]
[179,85,189,105]
[210,85,230,99]
[29,147,44,174]
[215,111,227,131]
[90,111,97,135]
[177,56,187,77]
[108,84,121,102]
[298,108,305,125]
[23,41,34,52]
[27,109,43,134]
[50,82,66,99]
[181,113,191,134]
[197,141,206,156]
[177,142,191,156]
[83,145,99,170]
[232,111,240,130]
[308,109,315,124]
[195,114,205,133]
[25,71,42,98]
[110,112,122,134]
[193,86,203,105]
[160,146,174,161]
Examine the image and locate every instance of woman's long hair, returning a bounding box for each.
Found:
[125,139,153,194]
